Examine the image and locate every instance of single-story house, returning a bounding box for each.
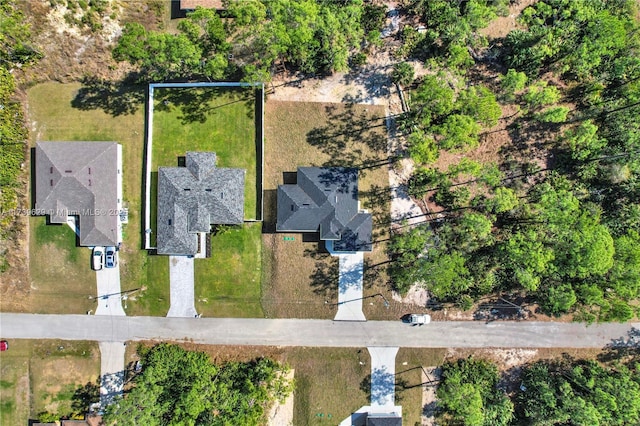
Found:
[34,141,123,247]
[276,167,372,253]
[156,151,245,256]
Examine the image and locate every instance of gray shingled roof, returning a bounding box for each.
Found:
[366,414,402,426]
[34,141,120,247]
[156,152,245,255]
[277,167,373,252]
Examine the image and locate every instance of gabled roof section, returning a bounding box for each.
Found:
[276,167,372,252]
[156,152,245,255]
[34,141,120,247]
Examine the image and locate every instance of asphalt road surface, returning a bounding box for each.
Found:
[2,313,638,349]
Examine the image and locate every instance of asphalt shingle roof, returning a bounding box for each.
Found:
[156,152,245,255]
[34,141,120,247]
[277,167,372,252]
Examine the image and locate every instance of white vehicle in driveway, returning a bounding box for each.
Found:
[92,246,105,270]
[409,314,431,326]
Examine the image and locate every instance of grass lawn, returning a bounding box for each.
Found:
[0,340,100,424]
[195,223,263,317]
[283,347,370,425]
[26,82,169,316]
[395,348,447,425]
[262,101,393,319]
[151,86,259,220]
[28,217,95,314]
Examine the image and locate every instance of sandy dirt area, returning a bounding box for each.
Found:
[267,369,295,426]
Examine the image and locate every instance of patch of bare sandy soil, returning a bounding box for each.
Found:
[479,0,537,40]
[267,369,295,426]
[16,0,161,83]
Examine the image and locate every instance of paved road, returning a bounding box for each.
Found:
[1,313,638,348]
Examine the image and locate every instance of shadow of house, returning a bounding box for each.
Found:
[277,167,373,253]
[156,152,245,256]
[34,142,123,247]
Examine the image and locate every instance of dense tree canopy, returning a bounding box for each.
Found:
[437,355,640,426]
[103,344,292,426]
[113,1,384,81]
[390,0,640,321]
[517,358,640,425]
[437,357,513,426]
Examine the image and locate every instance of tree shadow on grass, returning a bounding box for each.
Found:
[71,379,100,415]
[304,246,338,299]
[71,74,146,116]
[306,104,388,169]
[153,86,256,124]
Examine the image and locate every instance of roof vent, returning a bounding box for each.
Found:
[50,167,53,174]
[302,203,310,206]
[184,188,191,191]
[205,188,212,192]
[65,170,72,173]
[221,192,224,199]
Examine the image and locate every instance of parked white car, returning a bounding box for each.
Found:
[409,314,431,326]
[92,246,105,271]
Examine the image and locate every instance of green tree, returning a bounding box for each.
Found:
[437,357,513,426]
[425,251,472,299]
[523,82,561,110]
[391,62,415,86]
[540,283,577,316]
[486,187,519,214]
[436,114,481,150]
[535,106,569,123]
[500,68,527,100]
[407,129,438,164]
[410,74,455,127]
[388,224,434,293]
[103,344,292,426]
[456,85,502,127]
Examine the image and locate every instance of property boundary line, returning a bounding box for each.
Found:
[143,82,264,250]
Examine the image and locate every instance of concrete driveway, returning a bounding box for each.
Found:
[95,263,125,316]
[167,256,197,318]
[327,241,366,322]
[368,347,399,410]
[99,341,126,408]
[335,252,366,321]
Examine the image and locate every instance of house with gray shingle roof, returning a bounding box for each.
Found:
[156,152,245,255]
[34,141,122,247]
[277,167,372,253]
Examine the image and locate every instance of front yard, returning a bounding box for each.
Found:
[0,339,100,425]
